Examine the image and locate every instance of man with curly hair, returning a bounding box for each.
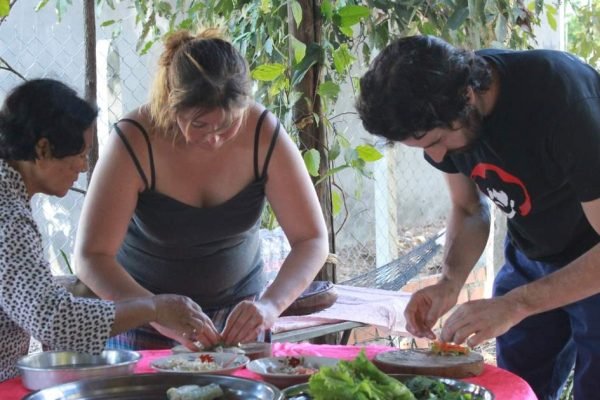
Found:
[356,35,600,399]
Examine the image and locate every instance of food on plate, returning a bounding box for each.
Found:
[429,340,470,356]
[267,357,318,375]
[405,376,486,400]
[159,354,221,372]
[166,383,224,400]
[308,350,416,400]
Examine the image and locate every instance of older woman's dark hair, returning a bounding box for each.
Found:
[356,35,492,141]
[0,79,98,160]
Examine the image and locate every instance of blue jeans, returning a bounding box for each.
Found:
[494,240,600,400]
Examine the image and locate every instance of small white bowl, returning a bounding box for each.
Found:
[246,356,339,388]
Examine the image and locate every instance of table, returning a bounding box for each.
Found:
[0,343,537,400]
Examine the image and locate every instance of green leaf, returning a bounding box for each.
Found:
[290,36,307,64]
[291,1,303,29]
[339,26,354,37]
[100,19,116,27]
[356,144,384,162]
[291,43,324,86]
[251,63,286,81]
[333,44,356,75]
[317,81,340,100]
[546,10,557,31]
[260,0,271,14]
[0,0,9,17]
[494,14,508,42]
[333,5,370,28]
[332,189,343,216]
[321,0,333,20]
[328,137,341,161]
[34,0,50,12]
[446,6,469,31]
[178,18,194,30]
[303,149,321,177]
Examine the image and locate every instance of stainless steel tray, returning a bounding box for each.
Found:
[282,374,494,399]
[23,372,284,400]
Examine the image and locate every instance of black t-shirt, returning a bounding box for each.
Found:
[427,49,600,264]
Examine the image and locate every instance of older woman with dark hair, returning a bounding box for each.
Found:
[0,78,210,382]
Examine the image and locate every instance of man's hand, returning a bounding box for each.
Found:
[440,296,527,347]
[404,279,461,339]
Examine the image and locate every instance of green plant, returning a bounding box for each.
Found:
[59,249,74,275]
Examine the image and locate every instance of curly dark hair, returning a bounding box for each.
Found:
[0,79,98,161]
[356,35,492,142]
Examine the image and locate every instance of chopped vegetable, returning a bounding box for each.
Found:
[406,376,484,400]
[429,340,470,356]
[308,350,416,400]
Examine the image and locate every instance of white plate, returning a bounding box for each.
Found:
[150,352,249,375]
[246,356,339,388]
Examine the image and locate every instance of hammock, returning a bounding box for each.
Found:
[340,230,445,291]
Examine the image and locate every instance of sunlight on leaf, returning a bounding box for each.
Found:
[303,148,321,177]
[291,0,303,29]
[356,145,383,162]
[290,35,307,64]
[34,0,50,12]
[0,0,9,17]
[334,5,370,28]
[333,44,356,74]
[332,189,343,216]
[252,63,286,81]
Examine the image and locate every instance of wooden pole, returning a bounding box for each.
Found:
[83,0,98,185]
[288,0,336,284]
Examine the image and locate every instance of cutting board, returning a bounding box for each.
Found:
[373,349,484,379]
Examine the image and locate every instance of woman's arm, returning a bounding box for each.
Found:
[74,119,152,300]
[221,108,328,343]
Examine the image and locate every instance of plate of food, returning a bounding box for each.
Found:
[151,352,249,375]
[246,356,340,388]
[281,351,493,400]
[23,372,284,400]
[373,341,484,378]
[283,374,494,400]
[172,342,272,360]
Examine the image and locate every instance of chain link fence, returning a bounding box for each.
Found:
[1,2,450,281]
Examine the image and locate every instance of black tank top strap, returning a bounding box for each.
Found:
[113,118,156,191]
[253,109,281,180]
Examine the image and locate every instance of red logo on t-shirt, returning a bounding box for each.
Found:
[470,163,532,218]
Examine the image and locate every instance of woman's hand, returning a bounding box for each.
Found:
[152,294,222,349]
[220,299,278,345]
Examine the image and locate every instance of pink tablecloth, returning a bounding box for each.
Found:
[0,342,537,400]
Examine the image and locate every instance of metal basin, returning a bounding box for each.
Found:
[17,350,141,390]
[23,372,284,399]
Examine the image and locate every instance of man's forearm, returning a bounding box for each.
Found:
[441,201,490,291]
[506,242,600,319]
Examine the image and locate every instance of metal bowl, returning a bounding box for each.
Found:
[17,350,141,390]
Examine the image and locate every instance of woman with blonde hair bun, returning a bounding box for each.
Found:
[74,29,329,350]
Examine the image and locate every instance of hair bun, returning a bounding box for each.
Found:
[159,30,194,67]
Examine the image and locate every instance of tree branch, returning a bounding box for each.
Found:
[0,0,18,26]
[0,55,27,81]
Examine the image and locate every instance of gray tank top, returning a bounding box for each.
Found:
[113,110,280,310]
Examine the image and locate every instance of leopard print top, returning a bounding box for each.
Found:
[0,160,115,381]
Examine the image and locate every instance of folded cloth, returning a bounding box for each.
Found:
[272,284,411,336]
